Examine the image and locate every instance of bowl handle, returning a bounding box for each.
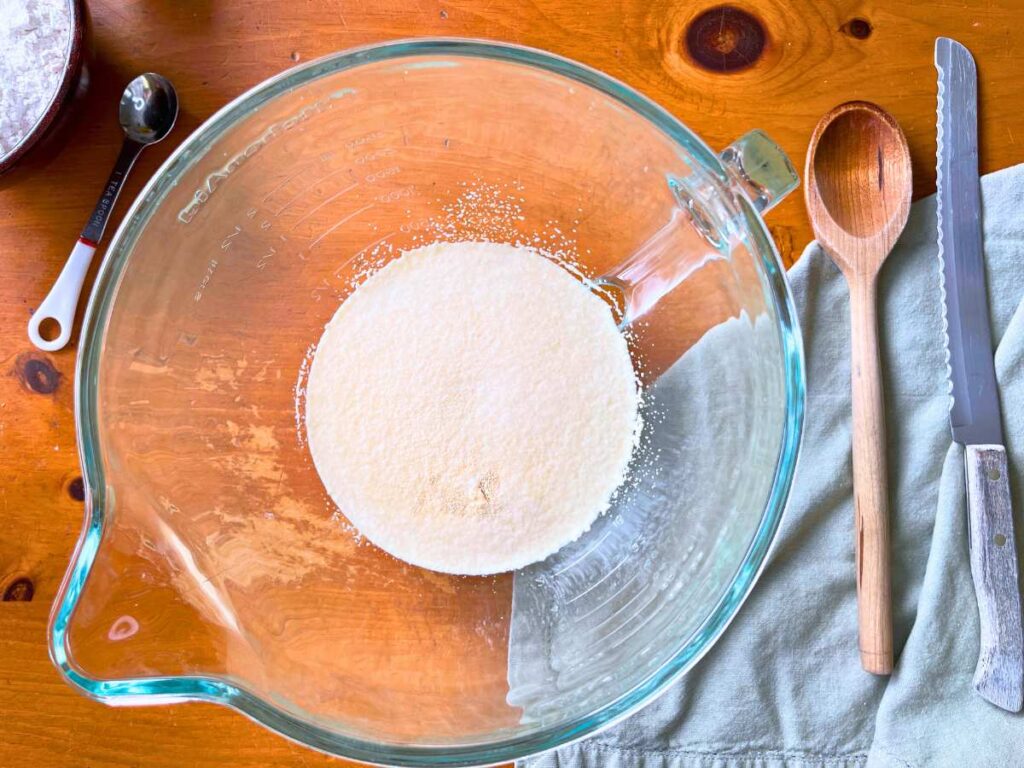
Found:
[720,129,799,214]
[593,131,798,327]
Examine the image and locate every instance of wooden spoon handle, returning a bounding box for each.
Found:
[848,276,894,674]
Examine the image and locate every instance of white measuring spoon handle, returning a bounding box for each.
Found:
[28,238,97,352]
[27,137,145,353]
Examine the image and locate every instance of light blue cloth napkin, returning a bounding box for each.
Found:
[517,163,1024,767]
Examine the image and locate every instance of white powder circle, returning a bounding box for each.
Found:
[306,241,640,575]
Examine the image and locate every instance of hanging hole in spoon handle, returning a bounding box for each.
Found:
[27,238,97,352]
[596,130,798,328]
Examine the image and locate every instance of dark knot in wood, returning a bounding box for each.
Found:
[841,18,873,40]
[3,578,35,602]
[685,6,766,73]
[68,476,85,502]
[18,354,61,394]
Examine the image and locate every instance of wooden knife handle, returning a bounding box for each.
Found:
[965,444,1024,712]
[848,278,894,675]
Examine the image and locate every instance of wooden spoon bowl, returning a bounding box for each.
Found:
[806,102,912,275]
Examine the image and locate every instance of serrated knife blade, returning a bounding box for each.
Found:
[935,37,1002,445]
[935,36,1023,713]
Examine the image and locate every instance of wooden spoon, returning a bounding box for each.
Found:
[805,102,912,675]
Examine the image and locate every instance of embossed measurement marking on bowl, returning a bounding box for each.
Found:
[305,240,643,575]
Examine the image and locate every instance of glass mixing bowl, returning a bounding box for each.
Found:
[50,39,804,766]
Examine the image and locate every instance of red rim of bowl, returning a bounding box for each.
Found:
[0,0,85,176]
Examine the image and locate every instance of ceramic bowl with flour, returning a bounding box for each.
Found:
[0,0,84,175]
[51,40,803,766]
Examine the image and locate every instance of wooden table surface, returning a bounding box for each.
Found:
[3,1,1024,765]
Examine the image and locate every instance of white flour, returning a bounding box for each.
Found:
[0,0,73,160]
[306,241,641,575]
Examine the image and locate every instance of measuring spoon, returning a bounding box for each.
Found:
[28,73,178,352]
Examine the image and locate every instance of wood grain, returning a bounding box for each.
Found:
[965,444,1024,712]
[3,1,1024,765]
[848,276,895,675]
[805,102,912,675]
